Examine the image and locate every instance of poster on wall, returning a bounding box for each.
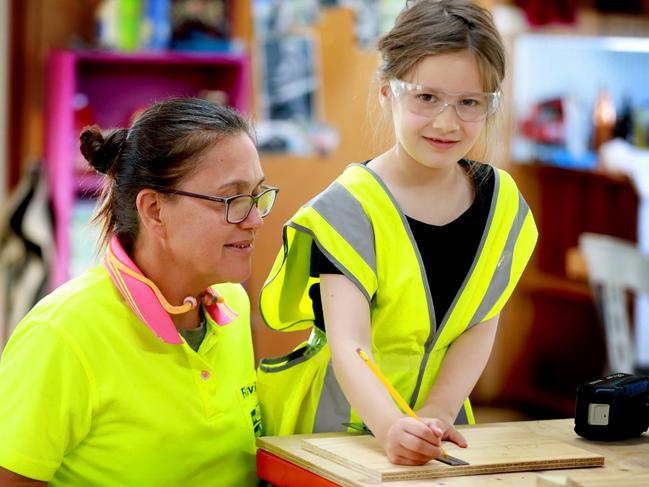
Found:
[260,34,319,121]
[254,0,320,38]
[253,0,343,155]
[333,0,404,48]
[170,0,235,51]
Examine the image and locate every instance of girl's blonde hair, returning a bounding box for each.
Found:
[377,0,505,91]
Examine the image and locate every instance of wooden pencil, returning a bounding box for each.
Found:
[355,347,448,459]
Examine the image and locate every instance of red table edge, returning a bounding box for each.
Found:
[257,449,341,487]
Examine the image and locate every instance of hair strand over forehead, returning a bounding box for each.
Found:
[377,0,505,92]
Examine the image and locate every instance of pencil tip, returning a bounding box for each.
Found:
[355,347,361,354]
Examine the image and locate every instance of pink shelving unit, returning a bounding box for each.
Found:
[44,49,250,290]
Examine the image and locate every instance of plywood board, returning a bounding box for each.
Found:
[537,472,649,486]
[301,425,604,481]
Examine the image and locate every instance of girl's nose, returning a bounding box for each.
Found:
[431,103,460,131]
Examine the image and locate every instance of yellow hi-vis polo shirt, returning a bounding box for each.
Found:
[0,266,260,486]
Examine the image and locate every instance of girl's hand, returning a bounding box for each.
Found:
[380,416,445,465]
[380,417,468,465]
[428,417,468,448]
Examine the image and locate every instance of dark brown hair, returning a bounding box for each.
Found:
[79,97,254,253]
[377,0,505,92]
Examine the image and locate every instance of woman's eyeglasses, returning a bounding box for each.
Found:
[389,79,501,122]
[150,185,279,224]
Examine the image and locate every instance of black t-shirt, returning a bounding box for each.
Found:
[309,161,495,330]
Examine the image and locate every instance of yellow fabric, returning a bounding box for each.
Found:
[260,210,378,332]
[259,163,537,434]
[484,209,538,322]
[257,329,331,436]
[0,266,259,486]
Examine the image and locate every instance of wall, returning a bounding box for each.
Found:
[0,0,8,348]
[0,0,8,199]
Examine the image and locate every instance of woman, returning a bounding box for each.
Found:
[258,0,537,466]
[0,98,278,485]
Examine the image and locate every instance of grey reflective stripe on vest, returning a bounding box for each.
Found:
[306,181,376,430]
[354,164,444,412]
[409,170,501,411]
[466,191,529,328]
[454,405,468,425]
[360,166,438,336]
[288,222,372,303]
[307,182,376,274]
[313,359,351,433]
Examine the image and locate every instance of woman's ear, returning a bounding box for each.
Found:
[136,189,165,237]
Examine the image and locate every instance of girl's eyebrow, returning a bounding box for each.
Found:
[408,82,487,96]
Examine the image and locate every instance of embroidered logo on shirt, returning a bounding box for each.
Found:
[241,383,256,398]
[241,382,262,437]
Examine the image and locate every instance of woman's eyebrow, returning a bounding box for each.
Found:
[216,177,266,193]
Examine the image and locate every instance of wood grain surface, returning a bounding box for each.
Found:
[300,425,604,481]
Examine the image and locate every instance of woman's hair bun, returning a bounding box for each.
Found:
[79,126,128,175]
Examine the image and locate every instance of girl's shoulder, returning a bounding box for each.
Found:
[463,159,521,193]
[309,161,386,204]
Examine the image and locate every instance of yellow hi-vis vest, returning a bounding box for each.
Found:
[258,163,537,436]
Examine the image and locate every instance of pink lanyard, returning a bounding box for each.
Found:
[104,236,237,344]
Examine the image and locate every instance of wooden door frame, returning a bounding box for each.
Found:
[7,0,27,191]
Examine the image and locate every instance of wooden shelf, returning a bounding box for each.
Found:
[519,270,591,301]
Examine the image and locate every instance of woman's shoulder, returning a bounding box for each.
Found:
[18,266,117,335]
[27,266,111,317]
[6,267,117,355]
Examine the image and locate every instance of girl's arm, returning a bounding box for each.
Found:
[321,274,446,465]
[417,314,500,434]
[0,468,46,486]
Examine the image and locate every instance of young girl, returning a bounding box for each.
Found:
[258,0,537,466]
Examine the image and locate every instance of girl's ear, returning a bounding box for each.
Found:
[378,83,391,108]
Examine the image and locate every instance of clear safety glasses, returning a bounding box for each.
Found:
[389,79,501,122]
[151,185,279,224]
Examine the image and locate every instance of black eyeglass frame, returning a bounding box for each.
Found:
[149,185,279,224]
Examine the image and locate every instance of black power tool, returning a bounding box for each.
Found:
[574,373,649,441]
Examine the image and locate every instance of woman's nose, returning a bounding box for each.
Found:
[240,205,264,229]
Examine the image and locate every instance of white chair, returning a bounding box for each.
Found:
[579,232,649,374]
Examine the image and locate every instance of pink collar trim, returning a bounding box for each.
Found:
[104,236,237,344]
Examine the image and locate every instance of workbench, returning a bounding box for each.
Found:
[256,419,649,486]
